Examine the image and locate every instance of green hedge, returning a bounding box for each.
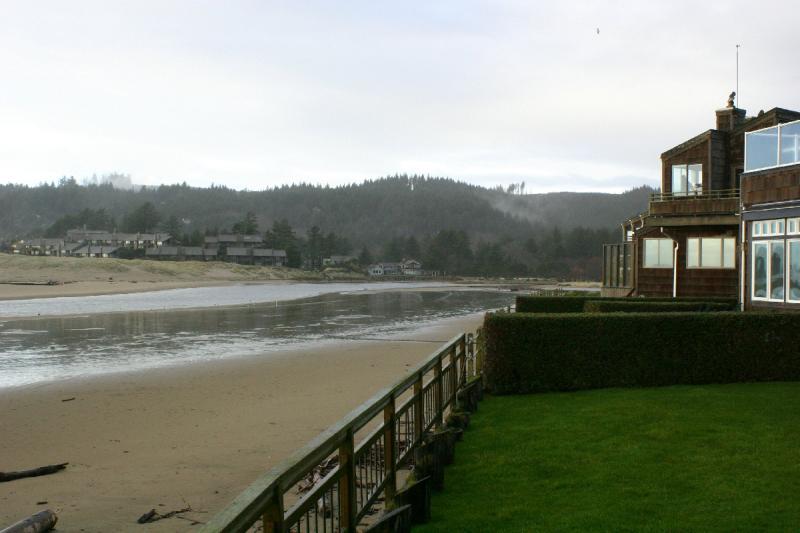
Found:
[583,300,733,313]
[515,295,738,313]
[483,312,800,394]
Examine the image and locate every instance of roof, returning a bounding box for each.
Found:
[227,247,250,256]
[182,246,204,256]
[253,248,287,257]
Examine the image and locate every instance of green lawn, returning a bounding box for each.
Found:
[416,383,800,532]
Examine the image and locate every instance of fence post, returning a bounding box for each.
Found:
[458,335,467,387]
[449,346,457,408]
[261,494,284,533]
[466,333,475,378]
[434,354,443,426]
[413,372,424,441]
[338,429,357,532]
[383,396,397,505]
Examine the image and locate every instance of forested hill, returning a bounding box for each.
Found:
[0,176,652,278]
[0,176,650,241]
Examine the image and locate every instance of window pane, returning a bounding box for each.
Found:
[780,122,800,166]
[671,165,687,196]
[754,222,761,236]
[688,164,702,194]
[723,238,735,268]
[746,127,779,171]
[644,239,658,267]
[754,243,768,298]
[790,242,800,301]
[771,242,785,300]
[701,238,722,267]
[659,239,674,267]
[687,238,700,267]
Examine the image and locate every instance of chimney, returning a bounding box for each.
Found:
[716,92,746,132]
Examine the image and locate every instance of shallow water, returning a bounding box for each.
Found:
[0,289,514,388]
[0,281,452,318]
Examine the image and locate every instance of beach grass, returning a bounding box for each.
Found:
[416,382,800,532]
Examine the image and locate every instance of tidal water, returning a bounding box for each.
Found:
[0,287,514,388]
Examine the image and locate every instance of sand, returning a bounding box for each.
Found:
[0,314,484,532]
[0,254,366,301]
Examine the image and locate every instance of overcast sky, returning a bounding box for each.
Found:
[1,1,798,193]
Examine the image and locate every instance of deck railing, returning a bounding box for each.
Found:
[201,331,479,533]
[649,189,740,202]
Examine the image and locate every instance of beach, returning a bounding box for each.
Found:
[0,314,484,532]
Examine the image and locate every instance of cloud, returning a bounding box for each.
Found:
[0,1,798,192]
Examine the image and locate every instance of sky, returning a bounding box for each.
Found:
[1,1,798,193]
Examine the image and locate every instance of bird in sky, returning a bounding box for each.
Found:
[596,27,600,34]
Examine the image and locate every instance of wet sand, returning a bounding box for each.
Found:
[0,314,484,532]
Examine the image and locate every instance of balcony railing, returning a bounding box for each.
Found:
[649,189,739,202]
[648,189,739,217]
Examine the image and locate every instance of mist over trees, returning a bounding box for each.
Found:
[0,175,651,280]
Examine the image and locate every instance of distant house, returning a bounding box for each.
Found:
[368,259,423,277]
[323,255,356,267]
[226,247,287,266]
[204,234,263,248]
[402,259,422,275]
[13,238,66,256]
[145,246,217,261]
[66,230,171,249]
[72,245,119,258]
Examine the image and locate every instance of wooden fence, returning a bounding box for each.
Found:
[201,331,480,532]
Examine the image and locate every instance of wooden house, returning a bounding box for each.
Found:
[740,118,800,309]
[602,97,800,299]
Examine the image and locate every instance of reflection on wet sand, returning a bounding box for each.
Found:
[0,290,513,387]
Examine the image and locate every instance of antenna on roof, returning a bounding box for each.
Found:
[736,44,740,108]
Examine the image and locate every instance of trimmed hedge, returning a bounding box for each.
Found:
[583,300,733,313]
[515,295,738,313]
[484,312,800,394]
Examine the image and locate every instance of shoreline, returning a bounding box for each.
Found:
[0,313,484,532]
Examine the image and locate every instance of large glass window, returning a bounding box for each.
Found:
[671,166,687,196]
[671,164,702,196]
[771,242,785,300]
[745,126,779,171]
[687,164,702,194]
[790,241,800,302]
[643,238,673,268]
[686,237,735,268]
[780,122,800,166]
[753,242,768,299]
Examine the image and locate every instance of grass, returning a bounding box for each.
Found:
[416,383,800,532]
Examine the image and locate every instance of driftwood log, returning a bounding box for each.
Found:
[0,464,68,483]
[0,509,58,533]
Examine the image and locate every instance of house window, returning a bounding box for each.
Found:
[752,219,785,238]
[671,164,702,196]
[752,240,786,302]
[643,238,673,268]
[753,242,768,299]
[790,240,800,302]
[686,237,736,268]
[788,218,800,235]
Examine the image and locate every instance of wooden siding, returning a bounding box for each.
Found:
[661,136,710,194]
[742,166,800,208]
[635,226,738,298]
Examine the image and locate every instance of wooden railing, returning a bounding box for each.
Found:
[201,331,479,533]
[649,188,739,202]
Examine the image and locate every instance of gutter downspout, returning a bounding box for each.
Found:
[673,240,679,298]
[740,215,746,312]
[660,226,678,298]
